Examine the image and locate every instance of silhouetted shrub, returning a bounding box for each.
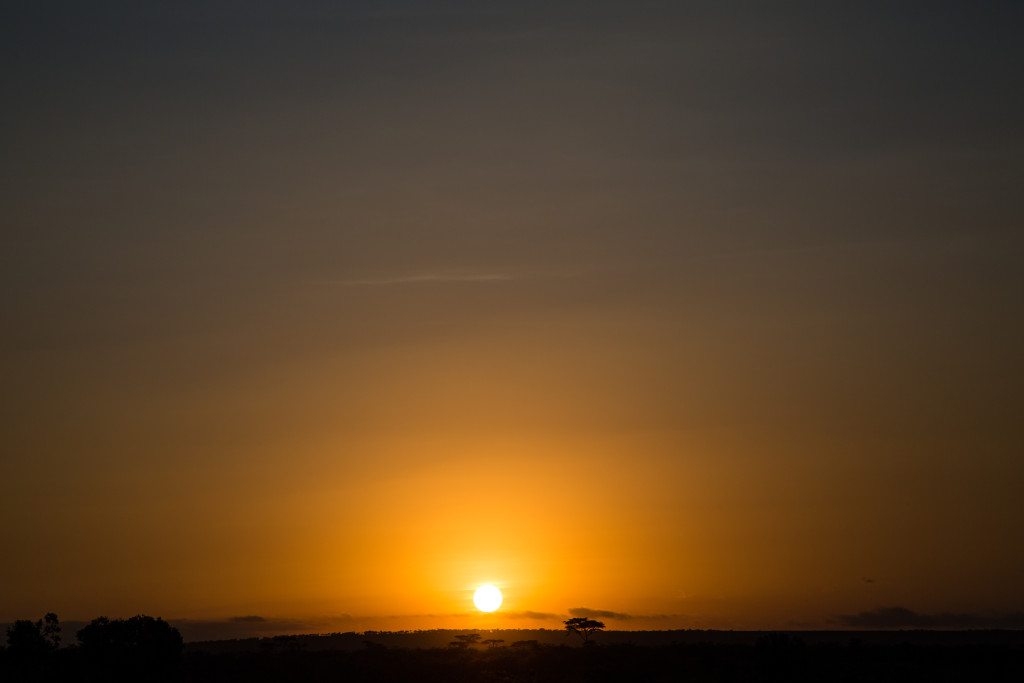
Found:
[6,619,51,656]
[77,615,183,681]
[3,614,61,680]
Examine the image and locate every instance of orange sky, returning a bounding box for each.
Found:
[2,2,1023,632]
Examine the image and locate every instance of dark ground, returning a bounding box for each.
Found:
[188,637,1024,683]
[5,628,1024,682]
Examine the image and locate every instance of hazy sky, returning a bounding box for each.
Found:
[2,1,1023,633]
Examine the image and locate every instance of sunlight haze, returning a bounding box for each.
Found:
[2,1,1022,638]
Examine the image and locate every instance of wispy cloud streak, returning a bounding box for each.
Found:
[338,272,517,287]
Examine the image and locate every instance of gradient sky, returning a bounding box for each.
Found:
[2,1,1023,633]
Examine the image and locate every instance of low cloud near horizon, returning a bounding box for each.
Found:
[172,611,567,641]
[568,607,680,622]
[172,615,357,642]
[13,605,1024,645]
[504,611,561,620]
[569,607,632,620]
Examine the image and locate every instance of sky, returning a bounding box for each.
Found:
[2,1,1023,635]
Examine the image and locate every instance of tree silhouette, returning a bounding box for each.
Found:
[448,633,482,649]
[482,638,505,648]
[6,619,50,656]
[40,613,60,649]
[77,615,183,680]
[6,613,59,653]
[4,614,60,679]
[564,617,605,645]
[511,639,539,648]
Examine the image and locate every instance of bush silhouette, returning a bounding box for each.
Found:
[4,614,61,680]
[6,619,51,656]
[77,615,183,681]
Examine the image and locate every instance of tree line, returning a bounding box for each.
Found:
[2,612,182,681]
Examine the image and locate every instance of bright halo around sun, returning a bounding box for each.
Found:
[473,584,503,613]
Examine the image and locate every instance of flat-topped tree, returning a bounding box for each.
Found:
[448,633,482,649]
[511,639,539,649]
[564,617,605,645]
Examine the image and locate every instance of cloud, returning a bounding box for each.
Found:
[324,266,592,288]
[505,610,560,620]
[567,608,685,623]
[172,615,355,642]
[337,272,516,287]
[568,607,632,620]
[836,607,1024,630]
[174,610,567,641]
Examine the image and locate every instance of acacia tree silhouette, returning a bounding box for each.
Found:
[564,617,605,645]
[448,633,481,649]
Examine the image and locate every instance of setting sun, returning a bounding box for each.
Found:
[472,584,503,613]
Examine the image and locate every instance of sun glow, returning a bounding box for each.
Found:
[472,584,503,613]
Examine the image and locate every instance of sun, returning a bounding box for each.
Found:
[473,584,503,613]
